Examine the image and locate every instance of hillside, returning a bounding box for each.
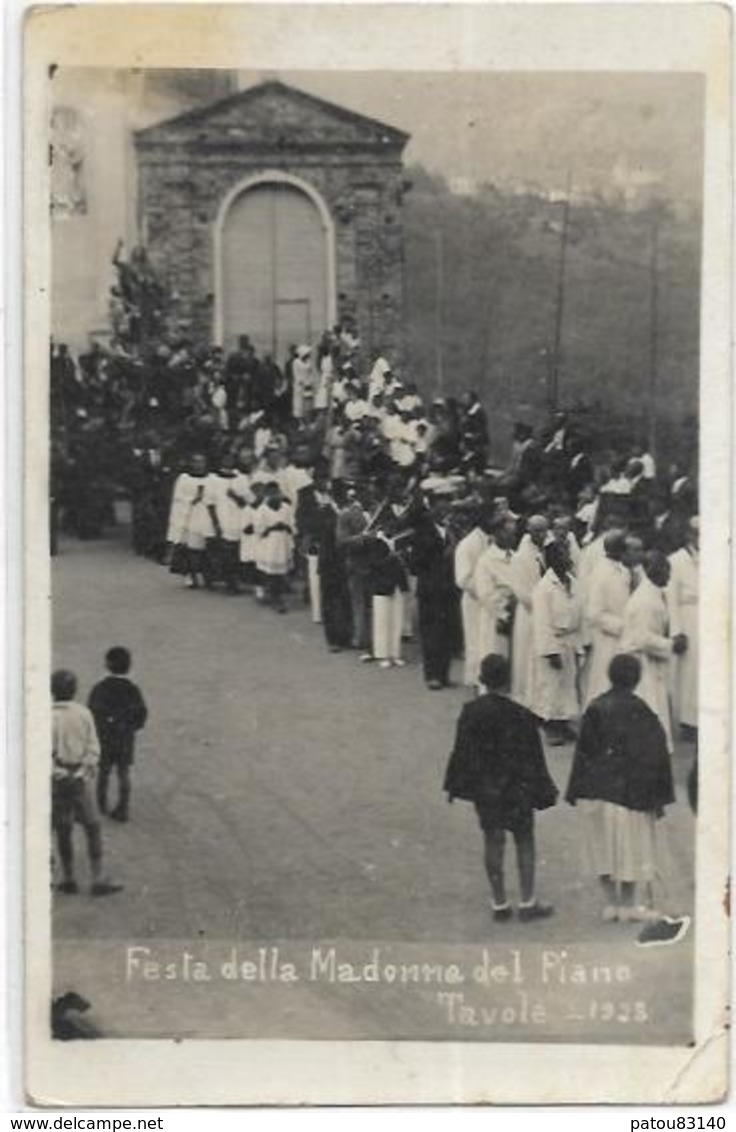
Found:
[402,165,700,462]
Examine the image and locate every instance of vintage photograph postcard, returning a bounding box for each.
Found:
[23,1,731,1107]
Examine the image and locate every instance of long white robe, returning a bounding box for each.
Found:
[621,576,674,752]
[530,569,582,721]
[474,543,515,664]
[577,535,606,646]
[255,501,294,576]
[667,547,698,728]
[510,535,546,707]
[166,472,197,545]
[583,556,632,707]
[167,472,213,549]
[210,472,250,543]
[292,357,314,419]
[454,527,488,686]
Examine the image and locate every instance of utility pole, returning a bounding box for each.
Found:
[270,189,278,358]
[648,210,660,460]
[549,169,572,413]
[434,228,444,396]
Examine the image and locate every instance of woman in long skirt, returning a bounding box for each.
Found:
[566,653,676,923]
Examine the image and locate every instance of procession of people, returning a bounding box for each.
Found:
[50,241,698,935]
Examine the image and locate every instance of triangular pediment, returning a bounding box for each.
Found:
[135,79,409,152]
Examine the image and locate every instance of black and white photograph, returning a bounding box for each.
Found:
[23,1,731,1107]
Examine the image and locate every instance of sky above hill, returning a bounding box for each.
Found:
[238,70,705,207]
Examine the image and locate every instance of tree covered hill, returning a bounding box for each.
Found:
[402,165,700,463]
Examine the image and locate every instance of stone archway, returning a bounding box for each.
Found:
[135,80,409,361]
[214,171,336,360]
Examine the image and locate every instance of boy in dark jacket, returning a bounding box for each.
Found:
[444,653,558,921]
[88,647,148,822]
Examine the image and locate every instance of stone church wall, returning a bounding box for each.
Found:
[135,83,409,367]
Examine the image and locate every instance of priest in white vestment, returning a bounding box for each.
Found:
[667,517,699,730]
[510,515,548,706]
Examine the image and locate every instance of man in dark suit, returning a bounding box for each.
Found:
[411,489,459,690]
[444,654,558,921]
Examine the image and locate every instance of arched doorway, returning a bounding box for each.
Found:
[215,172,335,363]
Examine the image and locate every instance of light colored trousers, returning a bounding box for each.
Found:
[373,592,404,660]
[461,591,481,687]
[307,553,322,624]
[402,574,418,637]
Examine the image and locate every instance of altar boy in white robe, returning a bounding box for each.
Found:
[255,483,295,613]
[667,517,699,735]
[621,551,688,753]
[530,541,583,745]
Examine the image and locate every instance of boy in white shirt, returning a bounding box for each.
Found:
[52,669,122,897]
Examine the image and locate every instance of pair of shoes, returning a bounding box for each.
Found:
[57,880,79,895]
[392,658,406,668]
[635,915,691,947]
[602,904,619,923]
[492,905,513,923]
[426,679,443,691]
[91,881,124,897]
[109,809,128,823]
[518,901,555,922]
[378,659,392,670]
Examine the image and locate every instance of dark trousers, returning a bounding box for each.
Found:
[346,572,371,650]
[418,589,456,684]
[97,752,132,818]
[262,573,287,610]
[219,540,241,591]
[321,570,353,649]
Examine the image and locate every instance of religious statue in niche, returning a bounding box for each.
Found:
[50,106,87,216]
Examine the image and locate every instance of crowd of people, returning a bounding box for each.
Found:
[50,242,699,929]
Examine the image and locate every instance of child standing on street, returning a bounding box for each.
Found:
[444,653,558,922]
[88,647,148,822]
[52,669,122,896]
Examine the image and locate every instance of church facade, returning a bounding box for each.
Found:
[134,80,410,365]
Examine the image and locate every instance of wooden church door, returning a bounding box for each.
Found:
[220,180,329,365]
